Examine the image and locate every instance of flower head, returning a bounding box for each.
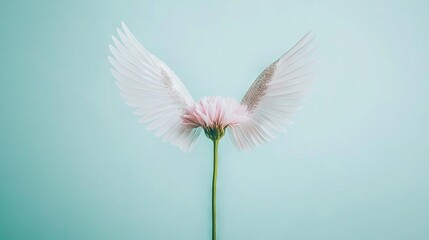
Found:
[182,96,249,140]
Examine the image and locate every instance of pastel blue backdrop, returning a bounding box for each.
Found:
[1,0,428,239]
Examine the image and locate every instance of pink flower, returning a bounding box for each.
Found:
[181,97,249,139]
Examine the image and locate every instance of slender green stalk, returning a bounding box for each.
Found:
[212,139,219,240]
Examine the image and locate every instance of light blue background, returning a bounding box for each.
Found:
[1,0,428,239]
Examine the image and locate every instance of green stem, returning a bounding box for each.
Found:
[212,139,219,240]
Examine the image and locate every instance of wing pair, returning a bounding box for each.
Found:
[109,22,316,152]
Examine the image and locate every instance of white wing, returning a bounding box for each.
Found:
[230,32,316,150]
[109,22,201,152]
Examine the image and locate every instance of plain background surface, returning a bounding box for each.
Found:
[1,0,428,239]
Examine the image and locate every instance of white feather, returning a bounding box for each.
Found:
[230,32,316,150]
[109,22,200,152]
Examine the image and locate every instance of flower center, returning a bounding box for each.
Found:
[181,96,250,141]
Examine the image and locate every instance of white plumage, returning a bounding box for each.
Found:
[109,22,201,152]
[109,22,315,152]
[230,32,316,150]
